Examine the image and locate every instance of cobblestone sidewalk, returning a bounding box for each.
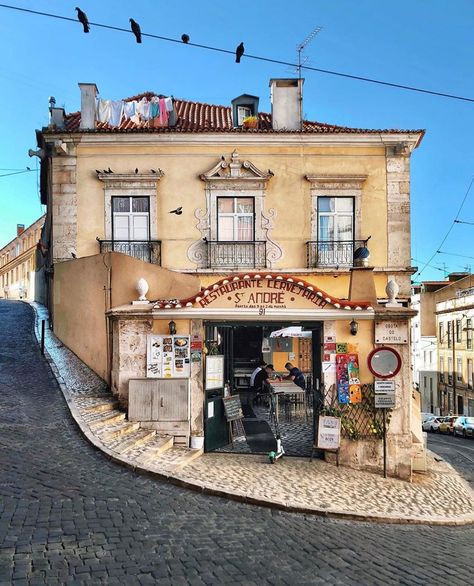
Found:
[31,303,474,526]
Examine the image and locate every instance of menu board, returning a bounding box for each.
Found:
[317,416,341,450]
[205,355,224,390]
[147,335,191,378]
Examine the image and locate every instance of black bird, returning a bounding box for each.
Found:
[150,169,156,174]
[221,156,225,161]
[26,166,31,170]
[135,168,139,174]
[75,7,90,33]
[103,169,108,174]
[130,19,142,43]
[95,169,101,174]
[169,207,183,215]
[235,42,244,63]
[107,167,113,173]
[71,252,77,259]
[181,33,190,44]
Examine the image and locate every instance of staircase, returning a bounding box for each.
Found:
[78,396,203,473]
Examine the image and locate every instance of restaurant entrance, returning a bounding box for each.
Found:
[204,321,322,455]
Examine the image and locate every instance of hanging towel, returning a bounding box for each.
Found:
[164,96,173,112]
[136,97,151,120]
[150,97,160,119]
[159,98,169,126]
[110,101,124,126]
[123,101,136,119]
[97,99,112,124]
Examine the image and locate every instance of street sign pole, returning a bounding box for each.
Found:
[383,409,387,478]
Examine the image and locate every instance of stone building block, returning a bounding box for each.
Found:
[53,169,74,184]
[387,182,400,196]
[60,184,77,194]
[386,157,409,173]
[387,171,409,182]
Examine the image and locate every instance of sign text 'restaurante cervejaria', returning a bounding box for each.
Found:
[196,279,329,309]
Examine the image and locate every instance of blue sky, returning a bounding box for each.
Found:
[0,0,472,280]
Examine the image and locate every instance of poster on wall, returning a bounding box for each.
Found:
[146,335,191,378]
[336,353,361,404]
[205,355,224,390]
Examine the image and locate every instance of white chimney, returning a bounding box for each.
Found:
[269,78,304,131]
[78,83,99,130]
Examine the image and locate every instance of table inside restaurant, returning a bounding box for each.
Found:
[270,381,306,422]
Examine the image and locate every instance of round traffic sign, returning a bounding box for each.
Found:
[367,347,401,379]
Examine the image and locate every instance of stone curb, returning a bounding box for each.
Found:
[28,302,474,527]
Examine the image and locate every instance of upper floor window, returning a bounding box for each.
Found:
[317,197,354,242]
[112,196,150,241]
[217,197,254,242]
[447,321,452,348]
[456,319,462,343]
[467,319,472,350]
[468,359,473,390]
[439,356,444,382]
[439,322,444,343]
[237,106,252,126]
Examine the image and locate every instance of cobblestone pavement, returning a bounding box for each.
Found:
[428,434,474,487]
[1,300,474,585]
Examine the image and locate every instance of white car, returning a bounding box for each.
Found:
[453,416,474,438]
[422,416,442,432]
[421,412,435,423]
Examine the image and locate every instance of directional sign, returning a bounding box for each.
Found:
[375,394,396,408]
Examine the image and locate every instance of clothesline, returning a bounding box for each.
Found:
[95,95,174,127]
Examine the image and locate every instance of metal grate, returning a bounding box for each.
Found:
[206,240,266,269]
[314,383,386,440]
[306,240,367,268]
[97,239,161,265]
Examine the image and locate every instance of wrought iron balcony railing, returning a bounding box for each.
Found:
[206,240,266,269]
[306,240,368,268]
[97,239,161,265]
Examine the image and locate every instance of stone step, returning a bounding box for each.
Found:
[111,429,157,454]
[99,421,140,441]
[132,435,175,465]
[145,446,203,474]
[87,411,126,430]
[82,400,119,415]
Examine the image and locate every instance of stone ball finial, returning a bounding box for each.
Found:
[385,279,401,307]
[136,278,149,302]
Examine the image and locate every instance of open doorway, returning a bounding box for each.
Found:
[204,322,321,456]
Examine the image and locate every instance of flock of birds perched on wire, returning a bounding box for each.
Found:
[75,7,245,62]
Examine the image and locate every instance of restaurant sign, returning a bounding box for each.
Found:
[196,279,329,310]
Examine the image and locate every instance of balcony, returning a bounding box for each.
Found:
[97,239,161,265]
[306,240,368,268]
[206,240,266,269]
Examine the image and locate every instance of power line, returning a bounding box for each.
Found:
[0,3,473,103]
[414,175,474,279]
[454,219,474,226]
[0,169,35,178]
[437,250,474,261]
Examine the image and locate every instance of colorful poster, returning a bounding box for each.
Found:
[147,335,191,378]
[347,353,361,404]
[336,353,361,404]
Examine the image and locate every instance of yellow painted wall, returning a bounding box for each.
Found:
[75,142,389,277]
[335,319,374,383]
[53,252,200,380]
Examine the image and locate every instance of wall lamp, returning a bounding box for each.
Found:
[168,320,176,335]
[350,319,359,336]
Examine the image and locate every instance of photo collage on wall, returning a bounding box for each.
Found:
[335,344,362,405]
[147,335,191,378]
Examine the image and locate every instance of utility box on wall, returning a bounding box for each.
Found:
[128,378,190,445]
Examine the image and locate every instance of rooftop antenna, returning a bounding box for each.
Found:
[294,26,323,79]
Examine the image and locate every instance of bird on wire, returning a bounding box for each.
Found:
[75,7,90,33]
[130,19,142,43]
[169,207,183,215]
[181,34,190,44]
[235,42,244,63]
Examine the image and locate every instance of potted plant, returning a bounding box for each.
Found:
[242,115,258,129]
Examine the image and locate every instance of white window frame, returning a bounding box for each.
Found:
[216,196,255,242]
[112,196,150,242]
[316,196,355,242]
[468,359,473,389]
[457,358,463,382]
[237,106,252,126]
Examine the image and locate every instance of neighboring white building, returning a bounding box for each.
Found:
[411,282,445,414]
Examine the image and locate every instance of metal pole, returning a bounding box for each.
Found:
[40,319,45,356]
[452,318,456,413]
[383,409,387,478]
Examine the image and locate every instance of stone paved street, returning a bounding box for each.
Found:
[1,300,474,585]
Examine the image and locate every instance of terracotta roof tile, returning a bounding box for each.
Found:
[59,92,424,138]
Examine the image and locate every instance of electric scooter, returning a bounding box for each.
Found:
[268,388,285,464]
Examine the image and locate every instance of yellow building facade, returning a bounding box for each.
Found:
[35,80,424,479]
[0,215,45,300]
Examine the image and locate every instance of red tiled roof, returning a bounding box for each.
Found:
[60,92,424,138]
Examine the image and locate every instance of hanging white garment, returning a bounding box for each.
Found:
[97,99,112,123]
[110,101,124,126]
[123,101,136,119]
[136,98,151,120]
[164,97,173,111]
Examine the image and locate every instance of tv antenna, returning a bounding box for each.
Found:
[291,26,323,79]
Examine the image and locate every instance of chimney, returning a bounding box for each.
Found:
[17,224,25,236]
[49,98,65,130]
[269,78,304,130]
[78,83,99,130]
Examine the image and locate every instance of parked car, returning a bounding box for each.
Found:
[453,416,474,438]
[422,416,442,432]
[438,416,458,434]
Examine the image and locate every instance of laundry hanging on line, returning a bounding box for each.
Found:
[95,95,174,127]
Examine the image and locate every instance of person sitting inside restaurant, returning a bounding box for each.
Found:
[283,362,306,390]
[250,360,266,390]
[253,364,275,405]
